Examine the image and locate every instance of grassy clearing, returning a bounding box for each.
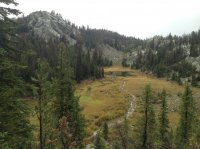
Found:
[105,66,200,95]
[25,66,200,139]
[104,66,134,72]
[75,77,129,134]
[105,66,200,134]
[25,77,129,137]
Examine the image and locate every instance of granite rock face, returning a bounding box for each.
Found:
[22,11,125,63]
[26,11,79,45]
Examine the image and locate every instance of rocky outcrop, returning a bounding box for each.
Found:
[186,56,200,71]
[25,11,79,45]
[96,44,124,65]
[19,11,127,63]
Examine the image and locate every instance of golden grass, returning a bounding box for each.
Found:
[168,112,180,129]
[25,66,200,137]
[104,66,200,130]
[76,77,129,134]
[76,78,127,113]
[104,66,134,72]
[105,66,200,96]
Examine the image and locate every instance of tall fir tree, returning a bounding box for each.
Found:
[176,85,196,149]
[102,122,108,140]
[85,49,91,78]
[32,59,55,149]
[115,119,129,149]
[134,84,157,149]
[0,0,32,148]
[54,42,85,148]
[94,134,107,149]
[142,85,156,149]
[159,89,171,149]
[75,47,82,83]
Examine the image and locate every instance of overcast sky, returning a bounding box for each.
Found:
[15,0,200,39]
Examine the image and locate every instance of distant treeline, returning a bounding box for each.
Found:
[132,32,200,86]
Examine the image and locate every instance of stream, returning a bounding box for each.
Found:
[86,81,136,148]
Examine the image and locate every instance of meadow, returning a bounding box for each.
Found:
[105,66,200,128]
[27,66,200,138]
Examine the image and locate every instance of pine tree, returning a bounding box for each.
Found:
[92,49,98,65]
[71,95,86,148]
[76,47,82,83]
[142,84,156,149]
[0,94,32,148]
[86,49,91,78]
[176,85,196,149]
[135,50,142,69]
[32,58,54,149]
[54,43,85,148]
[0,0,32,148]
[102,122,108,140]
[134,84,157,149]
[95,134,107,149]
[101,67,105,78]
[122,58,128,67]
[159,89,170,149]
[55,42,73,148]
[115,120,129,149]
[0,0,21,53]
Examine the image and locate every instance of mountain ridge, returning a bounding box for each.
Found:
[16,11,200,86]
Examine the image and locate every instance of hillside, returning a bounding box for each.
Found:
[16,11,142,65]
[16,11,200,87]
[1,1,200,148]
[126,33,200,86]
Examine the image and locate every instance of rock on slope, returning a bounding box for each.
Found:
[18,11,124,63]
[25,11,79,45]
[97,44,124,65]
[186,56,200,71]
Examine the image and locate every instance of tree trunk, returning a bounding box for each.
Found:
[38,83,43,149]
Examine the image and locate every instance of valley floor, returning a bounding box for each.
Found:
[27,66,200,144]
[77,66,200,137]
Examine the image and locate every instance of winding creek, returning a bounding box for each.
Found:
[86,80,136,148]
